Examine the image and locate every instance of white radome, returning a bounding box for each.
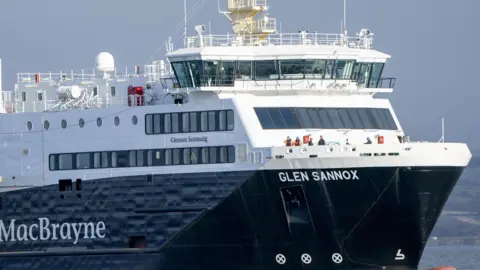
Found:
[95,52,115,72]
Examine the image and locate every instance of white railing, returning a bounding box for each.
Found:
[186,32,373,49]
[1,95,162,113]
[253,18,276,33]
[16,64,173,85]
[228,0,267,9]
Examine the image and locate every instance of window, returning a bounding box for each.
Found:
[97,117,102,127]
[43,120,49,130]
[279,60,304,80]
[21,92,27,102]
[132,115,138,125]
[334,60,355,79]
[237,61,252,80]
[325,60,335,79]
[304,60,326,79]
[172,62,191,88]
[200,112,208,132]
[145,110,234,135]
[217,61,235,86]
[58,154,73,170]
[114,116,120,126]
[111,86,116,96]
[61,119,67,129]
[37,92,43,101]
[164,114,171,133]
[218,110,226,131]
[203,61,219,86]
[171,113,179,133]
[226,110,234,131]
[254,107,397,130]
[79,118,85,128]
[76,153,91,169]
[187,61,203,87]
[153,114,161,134]
[368,63,384,88]
[181,113,189,132]
[255,61,279,80]
[49,145,235,171]
[208,111,216,131]
[189,112,197,132]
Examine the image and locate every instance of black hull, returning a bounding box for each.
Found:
[0,166,464,269]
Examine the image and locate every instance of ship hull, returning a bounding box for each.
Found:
[0,166,464,269]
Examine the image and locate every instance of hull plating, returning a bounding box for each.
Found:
[0,166,464,269]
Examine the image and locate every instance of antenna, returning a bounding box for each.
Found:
[183,0,187,46]
[343,0,348,46]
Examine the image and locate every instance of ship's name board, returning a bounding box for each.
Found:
[0,217,106,244]
[170,136,208,143]
[279,170,359,182]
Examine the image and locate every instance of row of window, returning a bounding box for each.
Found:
[145,110,234,135]
[254,107,397,130]
[26,115,139,131]
[49,146,236,171]
[171,60,385,89]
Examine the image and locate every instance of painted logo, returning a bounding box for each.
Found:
[0,217,106,244]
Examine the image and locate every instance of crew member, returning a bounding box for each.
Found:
[285,136,292,146]
[308,137,314,146]
[295,136,301,146]
[318,135,325,145]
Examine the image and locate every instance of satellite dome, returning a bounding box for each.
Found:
[95,52,115,72]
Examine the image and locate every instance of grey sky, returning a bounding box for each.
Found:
[0,0,478,148]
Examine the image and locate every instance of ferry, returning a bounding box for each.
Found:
[0,0,471,269]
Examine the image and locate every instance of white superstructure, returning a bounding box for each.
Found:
[0,0,471,192]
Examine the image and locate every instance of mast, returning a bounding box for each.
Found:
[225,0,276,44]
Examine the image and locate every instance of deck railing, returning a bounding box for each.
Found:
[186,32,373,49]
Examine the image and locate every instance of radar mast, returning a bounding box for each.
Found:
[220,0,277,44]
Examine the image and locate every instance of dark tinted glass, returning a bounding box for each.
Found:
[254,107,397,130]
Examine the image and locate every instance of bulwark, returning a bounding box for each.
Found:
[278,170,359,182]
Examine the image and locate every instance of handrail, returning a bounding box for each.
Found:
[186,32,373,49]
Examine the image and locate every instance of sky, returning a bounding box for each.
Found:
[0,0,479,148]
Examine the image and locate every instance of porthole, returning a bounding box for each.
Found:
[26,121,32,131]
[79,118,84,128]
[132,115,138,125]
[97,117,102,127]
[43,120,49,130]
[114,116,120,126]
[61,119,67,129]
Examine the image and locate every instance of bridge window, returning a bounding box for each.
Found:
[217,61,235,86]
[255,60,279,80]
[304,60,326,79]
[237,61,252,79]
[334,60,355,79]
[279,60,304,80]
[368,63,384,88]
[325,60,335,79]
[203,61,218,86]
[187,61,203,87]
[351,62,362,80]
[254,107,397,130]
[171,62,191,88]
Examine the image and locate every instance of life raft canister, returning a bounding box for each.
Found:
[378,135,384,144]
[303,135,311,144]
